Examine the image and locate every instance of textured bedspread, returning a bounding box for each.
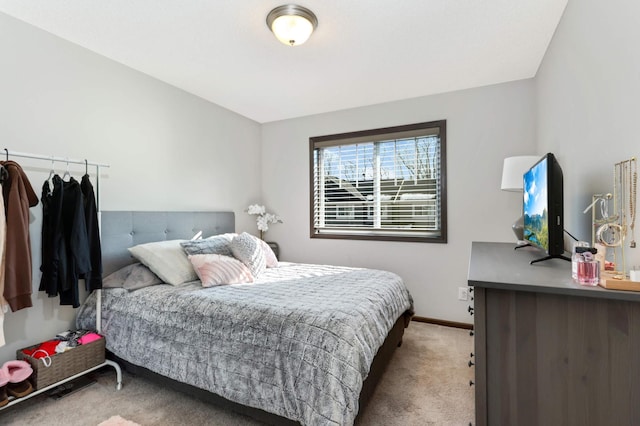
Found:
[76,262,413,425]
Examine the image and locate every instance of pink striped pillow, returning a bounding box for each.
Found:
[188,254,254,287]
[259,239,279,268]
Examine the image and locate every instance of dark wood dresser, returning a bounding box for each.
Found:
[468,241,640,426]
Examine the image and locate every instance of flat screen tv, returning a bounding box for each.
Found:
[522,153,570,264]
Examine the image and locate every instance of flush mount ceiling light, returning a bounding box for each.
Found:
[266,4,318,47]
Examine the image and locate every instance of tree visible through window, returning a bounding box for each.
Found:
[310,120,447,242]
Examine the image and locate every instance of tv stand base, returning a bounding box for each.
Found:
[530,254,571,265]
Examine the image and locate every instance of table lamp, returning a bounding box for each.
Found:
[501,155,540,242]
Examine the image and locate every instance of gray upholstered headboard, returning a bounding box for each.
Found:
[100,211,235,275]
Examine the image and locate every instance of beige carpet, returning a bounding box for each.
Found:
[0,322,474,425]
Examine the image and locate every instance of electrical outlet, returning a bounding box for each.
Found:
[458,287,469,301]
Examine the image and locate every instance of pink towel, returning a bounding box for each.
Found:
[78,332,102,345]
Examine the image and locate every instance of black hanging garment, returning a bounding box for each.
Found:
[59,176,91,307]
[39,177,65,297]
[79,174,102,290]
[40,175,91,307]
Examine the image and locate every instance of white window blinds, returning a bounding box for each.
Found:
[310,120,447,242]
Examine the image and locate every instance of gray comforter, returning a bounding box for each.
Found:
[76,262,413,425]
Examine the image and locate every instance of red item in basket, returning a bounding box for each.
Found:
[22,340,60,358]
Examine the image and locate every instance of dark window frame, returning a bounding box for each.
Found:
[309,120,447,243]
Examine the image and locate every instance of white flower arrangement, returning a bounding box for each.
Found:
[246,204,282,239]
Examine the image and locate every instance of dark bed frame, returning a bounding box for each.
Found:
[99,211,412,425]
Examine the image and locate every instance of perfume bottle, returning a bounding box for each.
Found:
[571,241,590,280]
[576,248,599,286]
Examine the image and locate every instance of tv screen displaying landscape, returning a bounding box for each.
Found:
[523,157,548,251]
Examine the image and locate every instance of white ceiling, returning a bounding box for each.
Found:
[0,1,567,123]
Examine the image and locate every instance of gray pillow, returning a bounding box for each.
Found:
[230,232,266,278]
[102,264,136,288]
[123,263,163,291]
[180,233,236,257]
[102,263,164,291]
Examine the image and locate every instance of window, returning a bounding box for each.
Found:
[310,120,447,243]
[336,205,355,220]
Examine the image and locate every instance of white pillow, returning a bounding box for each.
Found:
[189,254,254,287]
[230,232,266,278]
[128,240,197,286]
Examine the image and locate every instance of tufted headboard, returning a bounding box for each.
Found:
[100,211,235,275]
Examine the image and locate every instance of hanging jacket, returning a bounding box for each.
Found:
[0,161,39,311]
[0,165,8,309]
[79,174,102,291]
[39,177,65,297]
[57,176,91,307]
[0,167,7,347]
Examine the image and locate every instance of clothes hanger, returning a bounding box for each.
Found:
[85,159,88,176]
[46,157,56,194]
[48,157,55,180]
[62,158,71,181]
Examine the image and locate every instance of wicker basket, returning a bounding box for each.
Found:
[17,336,106,390]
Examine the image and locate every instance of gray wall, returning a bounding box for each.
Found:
[0,12,261,363]
[261,80,537,324]
[536,0,640,268]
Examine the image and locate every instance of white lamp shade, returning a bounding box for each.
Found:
[271,15,314,46]
[501,156,540,192]
[267,5,318,47]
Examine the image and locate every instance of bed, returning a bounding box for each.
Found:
[76,211,414,426]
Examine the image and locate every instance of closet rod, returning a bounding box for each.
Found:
[2,148,110,168]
